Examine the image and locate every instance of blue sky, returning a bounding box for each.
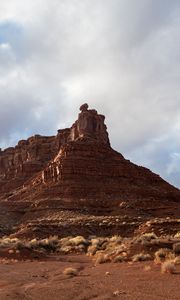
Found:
[0,21,22,43]
[0,0,180,188]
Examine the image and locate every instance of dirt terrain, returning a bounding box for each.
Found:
[0,255,179,300]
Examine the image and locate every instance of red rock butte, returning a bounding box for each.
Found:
[0,103,179,238]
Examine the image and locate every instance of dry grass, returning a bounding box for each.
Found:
[174,256,180,265]
[87,245,98,256]
[141,232,158,240]
[132,253,151,262]
[161,261,176,274]
[154,248,175,264]
[144,265,151,271]
[135,232,158,244]
[0,238,23,249]
[109,235,122,244]
[174,232,180,238]
[0,233,179,266]
[63,267,79,276]
[28,236,59,251]
[68,236,88,246]
[95,253,110,265]
[112,255,125,263]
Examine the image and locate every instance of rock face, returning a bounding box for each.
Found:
[42,103,110,185]
[57,103,110,146]
[0,135,58,194]
[0,104,109,194]
[0,104,180,238]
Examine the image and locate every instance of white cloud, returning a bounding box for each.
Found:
[0,0,180,187]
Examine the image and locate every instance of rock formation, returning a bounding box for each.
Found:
[0,135,58,194]
[0,103,180,238]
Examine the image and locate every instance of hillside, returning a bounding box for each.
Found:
[0,104,179,238]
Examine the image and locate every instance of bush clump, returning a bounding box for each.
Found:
[132,253,151,262]
[161,261,175,274]
[154,248,175,264]
[63,267,79,276]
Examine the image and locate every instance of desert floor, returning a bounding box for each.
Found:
[0,255,179,300]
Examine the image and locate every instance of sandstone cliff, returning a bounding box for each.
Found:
[0,103,179,238]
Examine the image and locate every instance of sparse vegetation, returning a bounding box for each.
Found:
[112,255,125,263]
[154,248,175,264]
[134,232,158,246]
[144,265,151,271]
[63,267,79,276]
[132,253,151,262]
[174,256,180,265]
[141,232,158,240]
[95,253,110,265]
[161,261,176,274]
[0,232,179,267]
[68,236,89,246]
[174,232,180,238]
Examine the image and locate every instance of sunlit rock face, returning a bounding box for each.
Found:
[0,103,109,194]
[42,103,110,184]
[0,103,179,222]
[70,103,110,145]
[56,103,110,146]
[0,135,58,194]
[37,104,180,218]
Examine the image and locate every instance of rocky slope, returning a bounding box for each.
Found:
[0,103,179,238]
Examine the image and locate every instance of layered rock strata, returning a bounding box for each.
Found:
[0,103,179,238]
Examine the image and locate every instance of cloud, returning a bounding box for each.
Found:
[0,0,180,187]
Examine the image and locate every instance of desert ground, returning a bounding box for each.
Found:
[0,254,179,300]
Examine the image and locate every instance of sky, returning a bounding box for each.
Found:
[0,0,180,187]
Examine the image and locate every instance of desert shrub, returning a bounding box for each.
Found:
[87,244,98,256]
[87,237,110,255]
[113,244,126,255]
[132,253,151,262]
[63,267,78,276]
[59,245,73,254]
[28,236,59,251]
[155,248,170,258]
[104,241,126,258]
[109,235,122,244]
[68,236,89,246]
[91,237,109,248]
[112,255,125,263]
[76,244,86,253]
[142,232,158,240]
[174,232,180,238]
[161,261,175,274]
[42,236,59,250]
[15,240,27,250]
[174,256,180,265]
[28,238,38,248]
[59,237,72,247]
[95,253,110,264]
[135,232,158,244]
[173,243,180,254]
[0,237,26,250]
[154,248,175,264]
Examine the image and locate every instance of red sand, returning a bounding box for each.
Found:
[0,255,179,300]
